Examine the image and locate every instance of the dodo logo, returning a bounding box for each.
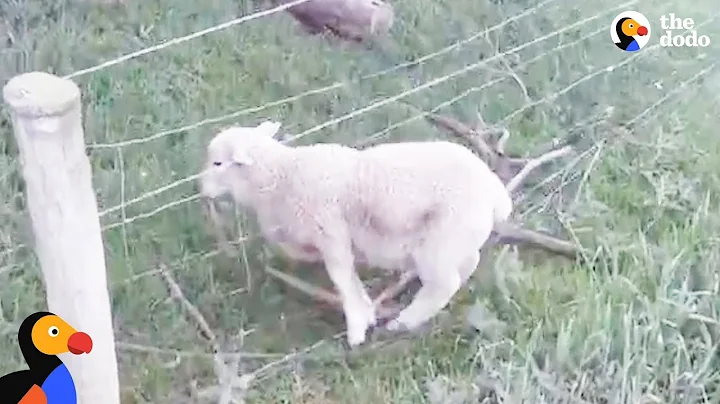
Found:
[611,11,651,52]
[0,311,92,404]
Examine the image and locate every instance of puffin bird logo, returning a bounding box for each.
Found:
[611,11,651,52]
[0,311,92,404]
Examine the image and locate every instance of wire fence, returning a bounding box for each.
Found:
[2,0,718,310]
[89,6,718,243]
[0,0,612,262]
[1,0,718,398]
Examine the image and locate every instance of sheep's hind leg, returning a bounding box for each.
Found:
[386,251,480,331]
[386,256,463,332]
[458,249,481,285]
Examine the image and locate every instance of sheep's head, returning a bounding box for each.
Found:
[199,120,282,203]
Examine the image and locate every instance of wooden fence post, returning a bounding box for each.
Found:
[3,71,120,404]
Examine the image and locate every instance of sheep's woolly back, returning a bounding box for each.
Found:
[345,140,511,269]
[354,140,512,226]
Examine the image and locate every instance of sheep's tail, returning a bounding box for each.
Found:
[493,184,513,224]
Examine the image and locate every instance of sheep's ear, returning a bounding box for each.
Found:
[256,121,282,138]
[231,148,254,166]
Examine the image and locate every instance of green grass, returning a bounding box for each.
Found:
[1,0,719,402]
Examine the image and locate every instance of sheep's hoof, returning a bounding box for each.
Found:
[346,337,365,348]
[384,318,433,338]
[385,318,407,332]
[346,324,372,348]
[365,319,419,344]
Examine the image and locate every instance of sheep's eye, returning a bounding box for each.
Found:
[213,162,222,166]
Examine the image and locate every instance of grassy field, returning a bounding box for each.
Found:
[1,0,719,402]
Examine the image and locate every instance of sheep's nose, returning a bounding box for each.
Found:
[199,189,216,200]
[195,177,215,198]
[195,182,210,198]
[197,182,226,201]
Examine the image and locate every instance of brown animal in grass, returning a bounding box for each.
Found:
[275,0,394,42]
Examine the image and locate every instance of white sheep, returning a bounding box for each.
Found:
[199,121,512,347]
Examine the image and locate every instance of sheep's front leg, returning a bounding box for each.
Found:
[320,240,377,347]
